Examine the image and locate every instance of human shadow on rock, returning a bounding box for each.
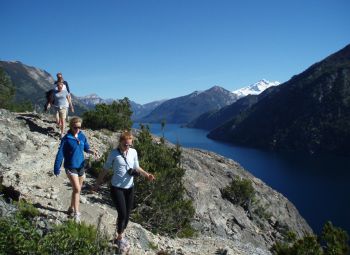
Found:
[33,202,67,214]
[16,116,58,138]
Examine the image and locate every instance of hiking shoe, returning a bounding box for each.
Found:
[67,207,74,217]
[116,238,130,252]
[74,212,81,223]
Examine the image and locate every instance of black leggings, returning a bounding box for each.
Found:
[110,186,134,234]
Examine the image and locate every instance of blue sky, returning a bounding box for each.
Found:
[1,0,349,104]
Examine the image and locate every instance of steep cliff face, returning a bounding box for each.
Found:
[0,109,311,254]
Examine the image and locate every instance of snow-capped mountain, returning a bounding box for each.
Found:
[232,79,280,98]
[76,93,114,107]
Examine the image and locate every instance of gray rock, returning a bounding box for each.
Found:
[0,197,17,217]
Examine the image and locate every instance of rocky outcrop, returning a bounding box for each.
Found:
[0,109,312,254]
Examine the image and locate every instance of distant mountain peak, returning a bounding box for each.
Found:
[79,93,100,99]
[207,85,227,92]
[232,79,280,98]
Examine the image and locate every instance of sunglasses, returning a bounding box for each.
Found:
[72,126,81,130]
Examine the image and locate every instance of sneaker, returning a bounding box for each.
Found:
[116,238,130,252]
[67,207,74,217]
[74,212,81,223]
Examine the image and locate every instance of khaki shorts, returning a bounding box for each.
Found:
[56,108,67,120]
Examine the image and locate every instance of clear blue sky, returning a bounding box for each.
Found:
[1,0,349,104]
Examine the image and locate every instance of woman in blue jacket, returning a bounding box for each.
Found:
[54,117,96,223]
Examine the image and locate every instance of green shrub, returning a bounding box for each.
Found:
[221,177,255,211]
[0,214,41,254]
[0,67,15,109]
[320,221,349,255]
[87,148,113,180]
[289,235,323,255]
[39,220,109,255]
[271,235,323,255]
[0,200,110,255]
[271,221,350,255]
[0,68,35,112]
[253,204,272,221]
[8,100,34,112]
[16,200,40,219]
[83,98,132,131]
[132,124,196,238]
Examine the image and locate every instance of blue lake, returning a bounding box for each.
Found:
[133,123,350,235]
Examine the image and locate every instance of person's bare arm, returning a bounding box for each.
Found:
[67,94,74,112]
[91,169,109,191]
[137,167,155,181]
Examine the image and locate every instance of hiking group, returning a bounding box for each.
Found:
[51,73,155,253]
[45,72,73,138]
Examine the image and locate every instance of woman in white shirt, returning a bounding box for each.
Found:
[93,131,155,252]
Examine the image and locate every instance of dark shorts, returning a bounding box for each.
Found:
[65,168,85,177]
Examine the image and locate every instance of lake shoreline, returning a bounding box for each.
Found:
[134,123,350,235]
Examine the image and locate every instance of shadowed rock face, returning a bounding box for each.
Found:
[0,109,312,255]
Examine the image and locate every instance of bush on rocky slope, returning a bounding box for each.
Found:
[0,199,110,254]
[82,97,132,131]
[271,221,349,255]
[132,124,196,237]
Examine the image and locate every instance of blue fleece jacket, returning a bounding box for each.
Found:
[54,131,90,175]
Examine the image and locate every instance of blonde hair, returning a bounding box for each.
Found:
[69,117,82,129]
[119,130,133,143]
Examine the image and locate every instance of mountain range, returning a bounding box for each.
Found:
[188,80,279,130]
[4,43,350,155]
[138,86,239,123]
[208,43,350,155]
[0,60,281,126]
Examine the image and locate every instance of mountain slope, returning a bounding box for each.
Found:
[140,86,238,123]
[188,94,260,130]
[0,61,89,115]
[131,99,167,121]
[208,44,350,155]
